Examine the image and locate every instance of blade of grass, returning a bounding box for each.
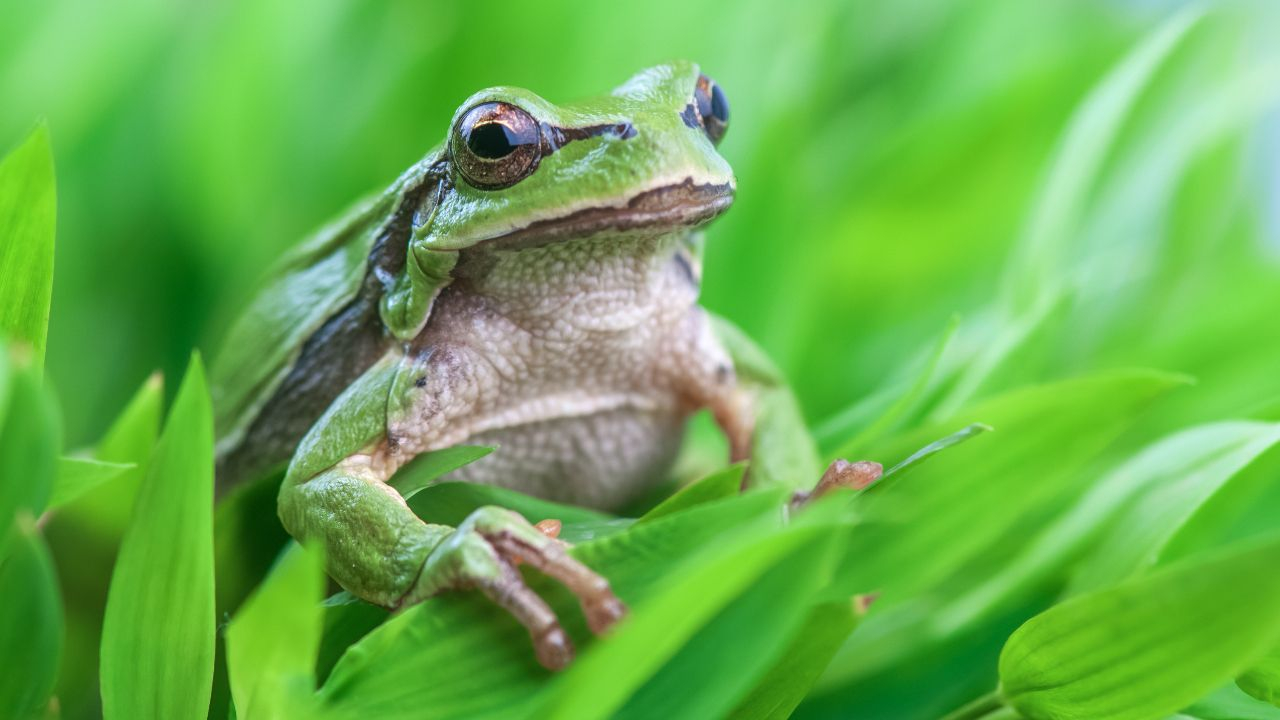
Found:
[100,354,216,720]
[46,457,133,511]
[0,123,56,372]
[226,542,326,719]
[0,515,63,719]
[0,348,60,542]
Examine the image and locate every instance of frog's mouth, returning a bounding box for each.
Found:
[479,178,734,251]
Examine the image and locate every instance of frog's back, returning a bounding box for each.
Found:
[211,162,438,486]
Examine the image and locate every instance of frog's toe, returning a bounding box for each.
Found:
[470,507,629,637]
[791,459,883,509]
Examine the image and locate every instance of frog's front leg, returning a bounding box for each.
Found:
[277,351,625,670]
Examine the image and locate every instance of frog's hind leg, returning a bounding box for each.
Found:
[276,350,625,670]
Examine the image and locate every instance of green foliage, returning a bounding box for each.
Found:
[226,543,326,719]
[0,518,63,719]
[0,124,55,371]
[100,355,215,719]
[5,0,1280,718]
[1000,534,1280,720]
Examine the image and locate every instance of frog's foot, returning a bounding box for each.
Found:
[790,459,883,510]
[407,506,626,670]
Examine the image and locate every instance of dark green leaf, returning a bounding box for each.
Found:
[0,516,62,719]
[100,354,216,720]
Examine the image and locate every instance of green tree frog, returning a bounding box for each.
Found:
[211,61,864,670]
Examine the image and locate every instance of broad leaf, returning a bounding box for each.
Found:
[1001,534,1280,720]
[0,123,56,371]
[100,354,216,720]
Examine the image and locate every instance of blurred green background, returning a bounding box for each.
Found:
[6,0,1280,717]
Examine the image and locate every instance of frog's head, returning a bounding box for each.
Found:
[418,61,735,250]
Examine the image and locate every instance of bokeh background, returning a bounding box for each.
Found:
[6,0,1280,717]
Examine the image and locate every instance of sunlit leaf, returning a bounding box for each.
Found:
[1239,646,1280,708]
[1001,534,1280,720]
[100,354,215,720]
[0,123,56,371]
[46,457,133,511]
[226,542,325,719]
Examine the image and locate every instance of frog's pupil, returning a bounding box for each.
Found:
[468,122,518,159]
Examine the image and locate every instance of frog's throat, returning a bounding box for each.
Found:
[476,178,733,251]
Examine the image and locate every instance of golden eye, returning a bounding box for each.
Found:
[451,102,541,190]
[693,74,729,145]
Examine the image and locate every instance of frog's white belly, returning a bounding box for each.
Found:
[383,231,731,511]
[441,408,685,510]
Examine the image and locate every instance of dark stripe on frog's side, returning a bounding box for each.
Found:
[215,169,444,489]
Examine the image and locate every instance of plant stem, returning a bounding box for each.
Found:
[939,690,1009,720]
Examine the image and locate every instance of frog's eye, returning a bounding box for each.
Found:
[451,102,542,190]
[693,74,730,145]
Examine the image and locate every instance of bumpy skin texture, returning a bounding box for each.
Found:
[216,62,814,668]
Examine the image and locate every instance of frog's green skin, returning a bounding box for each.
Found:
[210,61,819,670]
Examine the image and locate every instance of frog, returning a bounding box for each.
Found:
[211,61,876,670]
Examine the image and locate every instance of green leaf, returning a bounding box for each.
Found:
[539,521,840,720]
[0,350,60,543]
[729,601,860,720]
[1069,421,1280,594]
[0,516,63,719]
[831,370,1184,602]
[1239,646,1280,708]
[407,480,617,544]
[1000,534,1280,720]
[100,354,216,720]
[933,421,1280,639]
[638,463,745,523]
[226,542,326,719]
[315,489,791,719]
[882,422,991,478]
[388,445,493,499]
[0,123,56,371]
[46,456,133,511]
[60,373,164,540]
